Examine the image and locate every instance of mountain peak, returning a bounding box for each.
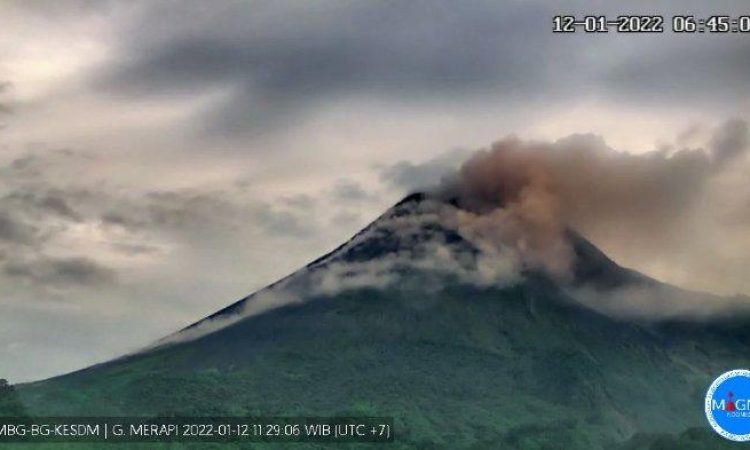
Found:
[395,193,649,289]
[393,191,428,206]
[161,192,655,346]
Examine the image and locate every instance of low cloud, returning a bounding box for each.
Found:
[0,81,12,129]
[151,287,303,349]
[0,151,115,289]
[379,149,469,193]
[101,188,318,239]
[4,256,116,287]
[0,211,34,244]
[711,118,749,169]
[0,149,324,294]
[571,284,750,322]
[330,179,372,203]
[253,203,313,238]
[5,189,82,221]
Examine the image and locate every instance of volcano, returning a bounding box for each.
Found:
[13,194,750,449]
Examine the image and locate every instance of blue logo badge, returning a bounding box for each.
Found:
[705,369,750,441]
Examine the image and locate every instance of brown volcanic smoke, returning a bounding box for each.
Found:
[435,119,749,292]
[439,139,572,277]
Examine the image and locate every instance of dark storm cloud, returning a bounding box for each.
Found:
[604,38,750,104]
[97,0,555,135]
[85,0,750,138]
[105,2,547,92]
[4,256,116,287]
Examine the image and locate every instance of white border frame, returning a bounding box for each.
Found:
[705,369,750,442]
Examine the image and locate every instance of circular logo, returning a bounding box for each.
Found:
[705,369,750,441]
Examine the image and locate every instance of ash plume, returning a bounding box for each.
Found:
[434,119,750,293]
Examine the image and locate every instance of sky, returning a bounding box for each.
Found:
[1,0,749,382]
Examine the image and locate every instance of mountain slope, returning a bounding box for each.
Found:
[14,194,750,449]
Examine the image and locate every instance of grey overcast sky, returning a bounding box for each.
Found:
[1,0,749,382]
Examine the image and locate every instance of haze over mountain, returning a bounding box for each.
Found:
[13,192,750,449]
[159,189,748,347]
